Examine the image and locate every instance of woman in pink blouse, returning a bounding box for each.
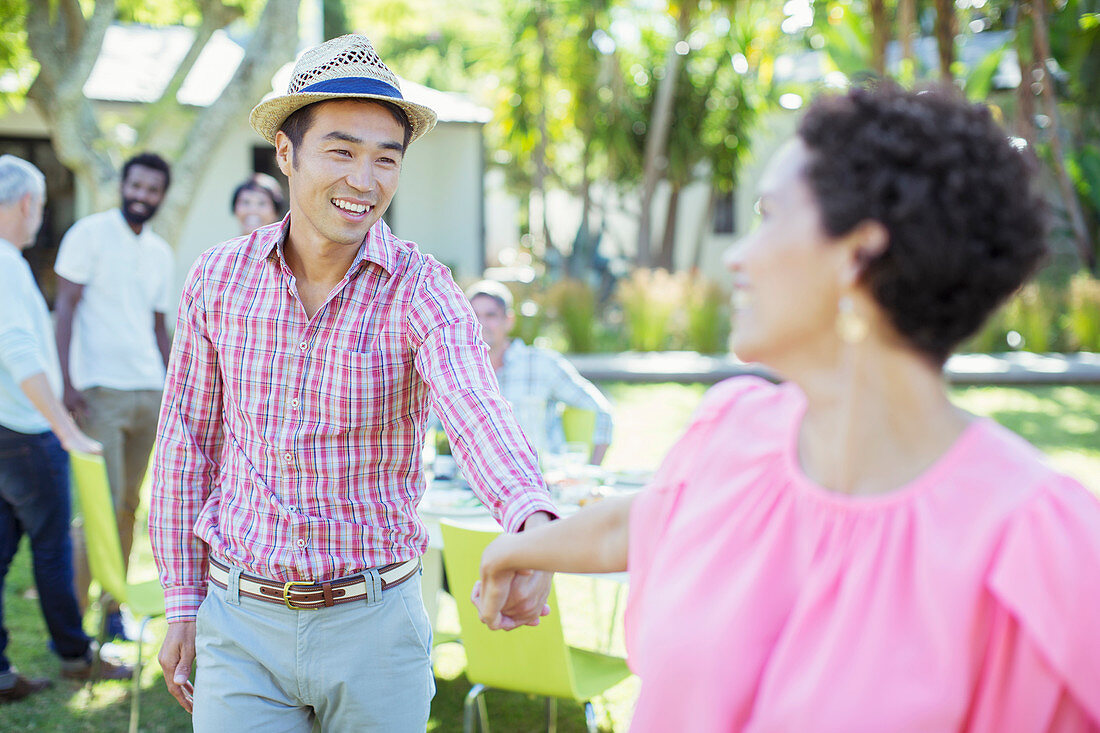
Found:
[474,84,1100,732]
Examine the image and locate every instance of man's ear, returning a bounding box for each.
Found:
[19,192,35,219]
[274,131,294,177]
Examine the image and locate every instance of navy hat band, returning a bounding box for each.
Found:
[298,77,403,99]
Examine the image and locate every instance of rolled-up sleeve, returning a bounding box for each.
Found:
[407,262,556,531]
[0,269,46,383]
[150,256,224,621]
[546,351,614,446]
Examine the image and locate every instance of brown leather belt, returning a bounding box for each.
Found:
[207,556,421,610]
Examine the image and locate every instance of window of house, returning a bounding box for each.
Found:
[0,137,75,305]
[712,189,735,235]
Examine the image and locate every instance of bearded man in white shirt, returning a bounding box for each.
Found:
[53,152,175,641]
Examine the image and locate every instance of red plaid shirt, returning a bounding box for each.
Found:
[151,218,554,621]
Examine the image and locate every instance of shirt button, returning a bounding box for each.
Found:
[296,539,306,548]
[299,342,307,351]
[284,452,293,462]
[288,505,298,513]
[291,398,299,408]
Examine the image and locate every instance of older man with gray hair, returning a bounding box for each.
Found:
[0,155,131,704]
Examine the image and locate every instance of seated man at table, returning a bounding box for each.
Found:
[465,280,613,465]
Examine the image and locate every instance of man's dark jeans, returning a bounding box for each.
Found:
[0,425,90,673]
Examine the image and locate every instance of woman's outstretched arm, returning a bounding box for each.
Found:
[474,494,635,630]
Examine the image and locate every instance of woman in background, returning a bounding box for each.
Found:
[230,172,284,236]
[474,84,1100,732]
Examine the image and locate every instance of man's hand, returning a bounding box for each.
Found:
[57,427,102,456]
[473,512,554,630]
[62,384,87,420]
[158,620,196,713]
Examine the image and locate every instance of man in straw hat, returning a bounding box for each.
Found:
[150,35,557,729]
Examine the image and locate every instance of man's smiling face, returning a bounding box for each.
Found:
[276,99,405,249]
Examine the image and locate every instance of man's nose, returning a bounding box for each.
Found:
[346,162,376,193]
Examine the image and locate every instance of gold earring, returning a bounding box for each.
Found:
[836,295,868,344]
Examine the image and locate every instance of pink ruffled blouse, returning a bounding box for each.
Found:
[626,377,1100,732]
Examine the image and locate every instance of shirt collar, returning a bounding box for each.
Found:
[254,214,396,276]
[501,339,526,365]
[113,207,149,241]
[0,237,18,258]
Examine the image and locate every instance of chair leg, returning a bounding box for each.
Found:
[129,616,151,733]
[545,697,558,733]
[464,684,488,733]
[89,604,109,685]
[584,701,598,733]
[477,690,490,732]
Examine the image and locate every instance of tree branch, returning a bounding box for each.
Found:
[154,0,300,244]
[59,0,85,51]
[135,1,244,148]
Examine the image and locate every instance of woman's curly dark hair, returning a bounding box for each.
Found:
[798,83,1047,364]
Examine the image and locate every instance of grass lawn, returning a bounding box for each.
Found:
[2,382,1096,731]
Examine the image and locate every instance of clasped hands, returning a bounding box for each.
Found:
[471,532,551,631]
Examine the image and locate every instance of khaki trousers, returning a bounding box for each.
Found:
[72,386,162,611]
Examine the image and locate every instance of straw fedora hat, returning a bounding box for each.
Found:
[250,34,437,146]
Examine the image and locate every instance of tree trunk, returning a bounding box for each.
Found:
[26,0,118,212]
[26,0,300,246]
[933,0,957,81]
[1027,0,1095,270]
[530,0,555,257]
[636,0,695,267]
[656,183,680,271]
[898,0,916,68]
[690,187,719,272]
[870,0,888,76]
[569,140,593,279]
[1015,22,1039,149]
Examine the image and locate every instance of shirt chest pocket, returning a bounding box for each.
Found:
[315,347,395,430]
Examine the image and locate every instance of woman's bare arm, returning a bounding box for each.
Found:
[475,494,635,630]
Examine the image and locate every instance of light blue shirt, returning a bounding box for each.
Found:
[0,237,60,433]
[495,340,613,454]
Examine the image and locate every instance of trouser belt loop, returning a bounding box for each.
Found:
[365,568,383,606]
[226,566,242,606]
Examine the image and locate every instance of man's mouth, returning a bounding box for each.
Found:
[332,197,372,218]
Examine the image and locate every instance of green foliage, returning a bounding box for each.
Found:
[615,267,730,353]
[964,41,1008,101]
[505,281,548,347]
[965,270,1100,354]
[1067,272,1100,350]
[0,0,34,110]
[616,268,681,351]
[546,278,599,353]
[683,272,730,353]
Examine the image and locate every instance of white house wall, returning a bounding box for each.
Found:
[391,122,483,283]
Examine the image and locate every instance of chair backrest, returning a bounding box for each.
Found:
[439,521,579,699]
[70,452,129,602]
[560,406,596,448]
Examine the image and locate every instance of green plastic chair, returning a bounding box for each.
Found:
[439,521,632,733]
[560,406,597,449]
[70,451,166,733]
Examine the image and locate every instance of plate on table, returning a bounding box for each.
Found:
[609,469,653,489]
[420,488,485,516]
